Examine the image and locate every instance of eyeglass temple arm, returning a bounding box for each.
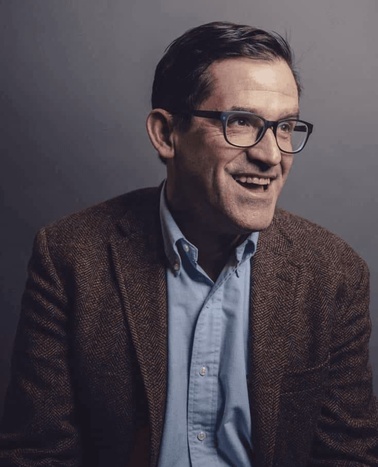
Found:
[295,125,308,133]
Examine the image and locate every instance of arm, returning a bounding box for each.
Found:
[310,259,378,466]
[0,228,81,466]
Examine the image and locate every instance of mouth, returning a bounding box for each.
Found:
[232,174,272,192]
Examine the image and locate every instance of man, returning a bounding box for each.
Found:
[1,21,377,467]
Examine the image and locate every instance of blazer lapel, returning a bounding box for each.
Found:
[249,213,300,466]
[110,190,168,467]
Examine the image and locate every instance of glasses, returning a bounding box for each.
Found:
[188,110,314,154]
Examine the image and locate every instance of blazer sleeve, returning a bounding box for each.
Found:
[0,228,81,466]
[309,258,378,465]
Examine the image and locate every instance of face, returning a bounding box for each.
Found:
[165,58,299,236]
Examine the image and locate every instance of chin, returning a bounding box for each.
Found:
[227,210,275,234]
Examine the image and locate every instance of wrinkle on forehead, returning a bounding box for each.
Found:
[243,89,299,99]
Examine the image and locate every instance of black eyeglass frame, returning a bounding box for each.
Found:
[187,110,314,154]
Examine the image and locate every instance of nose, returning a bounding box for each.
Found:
[245,128,282,167]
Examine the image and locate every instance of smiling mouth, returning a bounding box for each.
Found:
[232,175,271,192]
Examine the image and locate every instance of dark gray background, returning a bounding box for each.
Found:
[1,0,377,417]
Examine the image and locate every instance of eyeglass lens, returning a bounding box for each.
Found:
[225,113,309,153]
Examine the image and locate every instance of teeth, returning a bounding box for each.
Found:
[234,175,271,185]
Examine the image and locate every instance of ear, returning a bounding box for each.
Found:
[146,109,176,161]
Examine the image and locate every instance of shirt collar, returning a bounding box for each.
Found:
[159,182,189,275]
[234,233,259,267]
[159,181,259,275]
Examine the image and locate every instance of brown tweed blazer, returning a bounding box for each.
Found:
[1,187,378,467]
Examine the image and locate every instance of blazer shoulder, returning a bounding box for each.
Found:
[273,208,368,273]
[39,186,160,248]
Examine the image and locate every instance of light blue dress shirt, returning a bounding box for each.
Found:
[158,185,259,467]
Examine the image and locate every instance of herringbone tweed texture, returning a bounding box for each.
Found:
[0,187,377,466]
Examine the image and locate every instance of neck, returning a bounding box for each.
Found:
[169,207,247,281]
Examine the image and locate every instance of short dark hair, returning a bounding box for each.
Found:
[151,21,301,130]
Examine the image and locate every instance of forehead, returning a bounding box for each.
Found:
[203,58,299,115]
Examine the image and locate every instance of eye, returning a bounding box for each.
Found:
[228,117,251,127]
[227,113,264,129]
[278,121,295,133]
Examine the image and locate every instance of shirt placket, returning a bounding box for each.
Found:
[188,283,223,465]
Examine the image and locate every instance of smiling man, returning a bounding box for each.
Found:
[1,21,378,467]
[148,57,299,281]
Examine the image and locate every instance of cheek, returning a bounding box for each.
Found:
[281,155,294,179]
[174,131,235,188]
[183,149,228,182]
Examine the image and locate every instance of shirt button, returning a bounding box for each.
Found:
[197,431,206,441]
[173,262,180,271]
[183,243,189,252]
[199,366,207,376]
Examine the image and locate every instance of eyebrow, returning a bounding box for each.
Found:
[229,106,300,120]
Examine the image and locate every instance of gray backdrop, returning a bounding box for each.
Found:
[1,0,377,417]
